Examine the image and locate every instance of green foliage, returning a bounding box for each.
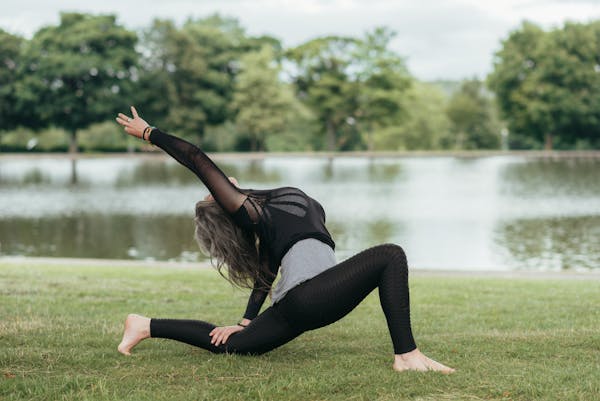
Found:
[36,127,70,151]
[79,121,137,152]
[371,82,451,150]
[14,12,138,152]
[286,28,414,151]
[286,35,361,151]
[0,29,24,130]
[0,126,69,152]
[265,100,319,151]
[231,46,311,151]
[139,15,279,145]
[203,121,239,152]
[5,11,597,153]
[446,79,502,150]
[354,27,413,150]
[0,127,36,151]
[488,20,600,150]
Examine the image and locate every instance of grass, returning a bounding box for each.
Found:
[1,263,599,401]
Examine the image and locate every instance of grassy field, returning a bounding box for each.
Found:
[1,263,599,401]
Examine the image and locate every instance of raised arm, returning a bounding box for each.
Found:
[116,106,246,214]
[148,129,246,213]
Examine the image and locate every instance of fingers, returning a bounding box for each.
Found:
[215,330,228,346]
[115,116,129,127]
[118,112,131,121]
[209,327,241,346]
[116,113,132,127]
[131,106,139,118]
[210,328,222,345]
[215,333,224,346]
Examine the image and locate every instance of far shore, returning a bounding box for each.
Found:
[2,149,600,160]
[2,255,599,280]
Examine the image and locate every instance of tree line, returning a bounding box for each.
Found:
[0,13,598,152]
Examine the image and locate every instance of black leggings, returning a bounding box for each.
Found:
[150,243,417,355]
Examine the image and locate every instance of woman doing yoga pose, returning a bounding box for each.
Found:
[115,106,454,373]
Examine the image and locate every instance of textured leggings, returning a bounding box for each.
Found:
[150,243,417,355]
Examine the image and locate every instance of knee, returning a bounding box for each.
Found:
[378,243,408,264]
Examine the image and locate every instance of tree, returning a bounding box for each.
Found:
[287,29,414,151]
[0,29,24,132]
[353,27,413,151]
[488,22,547,149]
[488,21,600,150]
[139,15,278,145]
[446,79,501,149]
[541,22,600,149]
[286,36,360,151]
[15,13,138,153]
[231,46,307,151]
[371,81,451,150]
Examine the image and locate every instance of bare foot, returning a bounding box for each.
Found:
[117,314,150,356]
[393,348,455,374]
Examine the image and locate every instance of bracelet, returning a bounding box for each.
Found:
[237,320,248,328]
[142,126,155,141]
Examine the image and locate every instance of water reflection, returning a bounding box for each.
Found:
[114,160,202,187]
[0,214,402,263]
[70,159,78,185]
[0,214,205,262]
[1,155,599,270]
[494,215,600,270]
[319,157,404,182]
[499,158,600,197]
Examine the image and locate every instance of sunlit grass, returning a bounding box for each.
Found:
[1,263,599,400]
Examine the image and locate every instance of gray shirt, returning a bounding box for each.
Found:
[271,238,337,304]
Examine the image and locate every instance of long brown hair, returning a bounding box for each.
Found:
[194,200,271,290]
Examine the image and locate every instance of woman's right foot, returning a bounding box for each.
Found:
[393,348,455,374]
[117,314,151,356]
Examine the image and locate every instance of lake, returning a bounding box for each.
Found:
[1,153,598,271]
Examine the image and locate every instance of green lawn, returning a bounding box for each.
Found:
[1,263,599,401]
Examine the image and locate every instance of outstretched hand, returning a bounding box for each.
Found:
[115,106,150,139]
[209,325,244,347]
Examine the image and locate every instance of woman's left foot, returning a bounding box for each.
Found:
[118,314,150,356]
[393,348,456,374]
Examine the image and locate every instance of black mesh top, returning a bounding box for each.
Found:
[149,128,336,319]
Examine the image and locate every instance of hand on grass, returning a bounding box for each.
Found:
[209,325,244,346]
[115,106,150,139]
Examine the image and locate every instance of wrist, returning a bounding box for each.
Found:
[142,125,156,141]
[237,318,251,327]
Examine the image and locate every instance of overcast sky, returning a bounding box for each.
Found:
[1,0,599,81]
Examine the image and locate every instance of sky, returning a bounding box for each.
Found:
[1,0,599,81]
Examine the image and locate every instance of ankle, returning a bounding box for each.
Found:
[139,317,151,338]
[396,348,421,361]
[127,314,151,337]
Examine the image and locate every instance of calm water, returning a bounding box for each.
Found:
[1,154,599,270]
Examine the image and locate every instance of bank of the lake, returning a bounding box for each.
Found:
[1,261,599,401]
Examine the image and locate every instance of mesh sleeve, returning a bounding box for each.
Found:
[149,128,247,214]
[243,265,278,320]
[243,285,270,320]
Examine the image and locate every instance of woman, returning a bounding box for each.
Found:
[115,106,454,373]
